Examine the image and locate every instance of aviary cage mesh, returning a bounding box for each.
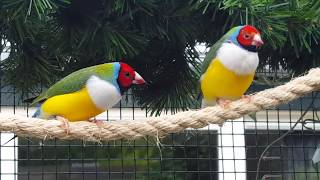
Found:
[1,81,320,180]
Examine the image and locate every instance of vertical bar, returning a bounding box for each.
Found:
[1,84,18,180]
[218,118,246,180]
[41,140,44,180]
[27,136,30,180]
[107,142,111,180]
[119,100,122,120]
[81,140,85,180]
[231,121,237,180]
[120,99,124,179]
[68,141,71,180]
[132,93,137,179]
[171,134,175,180]
[196,131,200,179]
[133,141,137,180]
[146,136,150,179]
[14,87,17,180]
[254,111,259,179]
[208,125,214,180]
[219,126,225,180]
[266,109,271,176]
[132,92,135,120]
[289,104,296,180]
[95,142,98,180]
[312,93,320,179]
[300,97,308,180]
[277,108,284,180]
[121,139,124,180]
[55,139,58,180]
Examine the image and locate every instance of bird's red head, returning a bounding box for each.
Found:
[118,63,145,88]
[237,25,264,50]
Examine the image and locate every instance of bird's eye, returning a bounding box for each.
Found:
[244,33,250,39]
[125,72,130,77]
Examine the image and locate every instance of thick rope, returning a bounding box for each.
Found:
[1,68,320,142]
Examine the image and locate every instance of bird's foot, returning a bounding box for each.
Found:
[56,116,70,135]
[216,98,232,108]
[89,119,105,127]
[241,95,252,103]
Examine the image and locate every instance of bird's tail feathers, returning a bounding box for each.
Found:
[23,96,38,103]
[24,94,46,107]
[32,106,41,118]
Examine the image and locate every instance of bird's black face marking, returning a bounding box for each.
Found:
[241,45,258,52]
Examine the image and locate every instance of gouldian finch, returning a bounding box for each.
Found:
[3,62,145,145]
[31,62,145,121]
[200,25,264,107]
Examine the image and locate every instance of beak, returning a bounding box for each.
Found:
[252,34,264,47]
[132,72,145,85]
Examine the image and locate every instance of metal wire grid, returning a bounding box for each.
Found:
[14,133,218,180]
[246,92,320,180]
[1,84,320,179]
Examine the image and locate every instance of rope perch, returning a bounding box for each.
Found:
[1,68,320,142]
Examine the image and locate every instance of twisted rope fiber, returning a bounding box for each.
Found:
[1,68,320,142]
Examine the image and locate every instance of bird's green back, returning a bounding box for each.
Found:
[201,27,240,75]
[30,63,118,106]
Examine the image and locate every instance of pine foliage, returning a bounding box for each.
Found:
[1,0,320,115]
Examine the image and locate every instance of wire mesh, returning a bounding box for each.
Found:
[1,87,320,180]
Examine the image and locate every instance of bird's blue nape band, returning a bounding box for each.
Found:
[113,62,121,92]
[226,26,243,46]
[113,62,121,79]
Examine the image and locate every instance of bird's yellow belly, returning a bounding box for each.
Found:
[201,59,255,101]
[41,88,104,121]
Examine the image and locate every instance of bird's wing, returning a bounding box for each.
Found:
[30,63,116,106]
[201,27,239,75]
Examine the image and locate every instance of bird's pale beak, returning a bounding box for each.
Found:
[133,72,145,84]
[252,34,264,47]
